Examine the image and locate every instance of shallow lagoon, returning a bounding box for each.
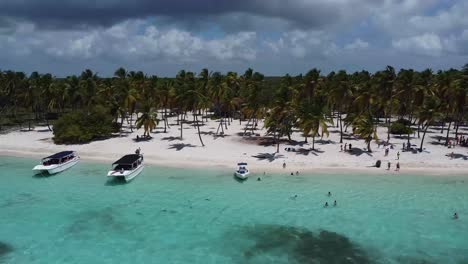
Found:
[0,156,467,263]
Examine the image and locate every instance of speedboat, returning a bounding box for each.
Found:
[234,162,250,180]
[33,151,79,174]
[107,154,144,182]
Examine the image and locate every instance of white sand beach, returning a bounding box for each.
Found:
[1,113,467,175]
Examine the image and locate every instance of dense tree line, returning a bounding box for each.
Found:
[0,65,467,149]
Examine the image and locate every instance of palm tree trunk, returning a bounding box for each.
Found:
[276,132,280,153]
[129,112,133,132]
[445,121,452,146]
[180,118,183,140]
[407,130,411,150]
[312,136,315,150]
[163,108,167,133]
[367,139,372,152]
[339,113,343,143]
[419,123,429,151]
[195,114,204,146]
[46,117,52,131]
[243,118,251,136]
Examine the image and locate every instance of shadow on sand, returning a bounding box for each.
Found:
[252,153,284,162]
[169,143,196,151]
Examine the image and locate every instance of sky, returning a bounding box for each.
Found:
[0,0,467,77]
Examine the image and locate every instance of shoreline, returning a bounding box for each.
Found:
[1,114,467,178]
[2,148,467,177]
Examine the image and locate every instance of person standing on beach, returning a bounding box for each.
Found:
[387,162,391,170]
[396,162,400,171]
[340,145,343,152]
[344,143,347,151]
[397,151,400,160]
[283,162,286,169]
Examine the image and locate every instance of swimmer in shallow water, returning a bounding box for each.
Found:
[257,177,261,181]
[328,191,332,196]
[324,202,329,207]
[333,200,337,206]
[454,212,458,219]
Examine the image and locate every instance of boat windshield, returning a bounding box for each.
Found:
[114,164,133,171]
[42,153,75,166]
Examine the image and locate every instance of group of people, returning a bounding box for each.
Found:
[386,161,400,171]
[324,191,337,207]
[447,135,468,148]
[340,143,353,152]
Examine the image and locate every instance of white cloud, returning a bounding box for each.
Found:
[344,38,369,50]
[2,20,258,62]
[265,30,336,58]
[392,33,443,56]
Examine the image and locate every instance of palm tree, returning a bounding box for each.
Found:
[135,105,157,137]
[418,95,441,151]
[296,100,333,150]
[353,114,378,152]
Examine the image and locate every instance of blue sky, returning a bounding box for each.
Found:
[0,0,467,76]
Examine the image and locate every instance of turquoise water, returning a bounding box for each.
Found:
[0,156,467,264]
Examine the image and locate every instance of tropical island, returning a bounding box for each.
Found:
[1,65,467,174]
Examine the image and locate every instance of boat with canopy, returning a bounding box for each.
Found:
[32,151,79,174]
[107,154,144,182]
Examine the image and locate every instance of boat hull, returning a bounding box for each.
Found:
[32,157,80,174]
[107,164,144,182]
[234,171,249,180]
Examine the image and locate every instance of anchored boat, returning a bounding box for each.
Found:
[107,154,144,182]
[32,151,79,174]
[234,162,250,180]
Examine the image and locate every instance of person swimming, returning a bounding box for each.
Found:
[257,177,261,181]
[328,191,332,196]
[333,200,337,206]
[324,202,329,207]
[454,212,458,219]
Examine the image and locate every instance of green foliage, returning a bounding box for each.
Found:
[53,106,116,144]
[390,119,413,135]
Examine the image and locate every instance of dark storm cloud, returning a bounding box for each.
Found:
[0,0,382,30]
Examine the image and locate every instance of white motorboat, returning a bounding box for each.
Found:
[234,162,250,180]
[107,154,144,182]
[32,151,79,174]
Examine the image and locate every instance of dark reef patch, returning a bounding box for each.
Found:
[0,242,13,257]
[0,192,40,208]
[66,207,128,236]
[240,225,373,264]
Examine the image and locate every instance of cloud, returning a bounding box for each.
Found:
[266,30,337,58]
[344,38,369,50]
[0,0,383,32]
[0,20,257,63]
[392,33,444,56]
[1,0,468,76]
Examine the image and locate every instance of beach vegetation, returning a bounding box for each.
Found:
[53,106,116,144]
[1,64,467,151]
